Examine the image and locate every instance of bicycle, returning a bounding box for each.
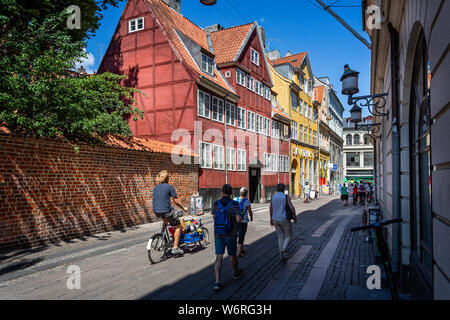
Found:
[146,210,209,264]
[351,218,403,300]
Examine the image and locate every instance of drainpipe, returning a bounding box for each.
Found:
[388,23,401,279]
[224,94,230,185]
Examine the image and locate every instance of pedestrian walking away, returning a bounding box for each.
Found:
[270,184,297,262]
[303,181,311,203]
[152,170,188,256]
[235,187,253,258]
[340,183,349,206]
[212,184,244,291]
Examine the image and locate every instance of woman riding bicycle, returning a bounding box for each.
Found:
[152,170,187,256]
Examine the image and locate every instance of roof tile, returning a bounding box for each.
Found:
[210,23,254,64]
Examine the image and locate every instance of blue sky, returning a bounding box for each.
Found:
[85,0,371,117]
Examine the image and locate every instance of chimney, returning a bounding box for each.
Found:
[259,26,266,49]
[162,0,181,13]
[205,24,224,33]
[267,50,280,61]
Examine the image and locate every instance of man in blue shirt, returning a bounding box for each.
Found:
[153,170,187,256]
[211,184,243,291]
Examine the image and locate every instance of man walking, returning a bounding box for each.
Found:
[212,184,244,291]
[270,184,297,261]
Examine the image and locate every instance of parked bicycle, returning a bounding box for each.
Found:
[147,210,209,264]
[351,218,403,300]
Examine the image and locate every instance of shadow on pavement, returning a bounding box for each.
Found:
[0,258,44,276]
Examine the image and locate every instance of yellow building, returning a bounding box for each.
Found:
[268,51,320,197]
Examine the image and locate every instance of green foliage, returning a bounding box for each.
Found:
[0,0,143,144]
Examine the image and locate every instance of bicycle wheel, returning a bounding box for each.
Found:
[199,227,209,247]
[147,233,168,264]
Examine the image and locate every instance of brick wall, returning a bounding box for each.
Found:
[0,133,198,250]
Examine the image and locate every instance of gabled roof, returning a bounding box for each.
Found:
[272,103,290,122]
[144,0,235,94]
[210,23,254,64]
[314,86,325,103]
[271,52,307,68]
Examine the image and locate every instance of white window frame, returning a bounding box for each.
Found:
[264,85,271,100]
[211,97,224,123]
[264,153,271,172]
[201,54,214,75]
[264,117,271,136]
[272,120,279,139]
[247,111,255,132]
[255,81,263,96]
[213,145,225,170]
[246,75,255,91]
[199,141,212,169]
[236,68,246,87]
[197,90,210,119]
[226,147,236,171]
[291,121,298,140]
[271,154,277,172]
[251,48,259,66]
[226,102,236,126]
[237,149,247,172]
[284,156,289,172]
[256,114,264,134]
[299,124,303,142]
[129,17,144,33]
[237,107,246,129]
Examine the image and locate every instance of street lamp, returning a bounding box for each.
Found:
[340,64,388,137]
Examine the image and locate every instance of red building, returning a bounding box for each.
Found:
[98,0,289,208]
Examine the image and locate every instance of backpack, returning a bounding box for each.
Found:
[214,200,235,236]
[235,197,246,218]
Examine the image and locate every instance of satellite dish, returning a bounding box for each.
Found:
[200,0,217,5]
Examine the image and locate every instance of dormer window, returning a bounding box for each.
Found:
[201,53,214,75]
[129,17,144,33]
[251,48,259,66]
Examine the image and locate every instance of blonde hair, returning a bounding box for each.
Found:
[156,170,169,184]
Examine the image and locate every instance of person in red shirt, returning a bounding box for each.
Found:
[353,183,359,206]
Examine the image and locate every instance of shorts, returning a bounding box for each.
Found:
[214,236,237,256]
[341,195,349,201]
[155,208,180,226]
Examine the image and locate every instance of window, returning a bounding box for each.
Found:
[299,125,303,142]
[264,118,271,136]
[271,154,277,172]
[256,114,264,134]
[199,142,212,168]
[291,92,298,111]
[246,75,254,91]
[364,134,371,145]
[264,85,271,100]
[201,54,214,75]
[129,17,144,33]
[213,145,225,170]
[212,97,224,122]
[198,90,210,118]
[236,69,246,86]
[225,102,236,126]
[313,131,317,145]
[237,107,246,129]
[346,152,360,167]
[300,99,304,114]
[291,121,298,140]
[278,155,283,172]
[237,149,246,171]
[251,48,259,66]
[227,148,236,171]
[363,152,373,167]
[247,111,255,131]
[284,156,289,172]
[353,134,360,145]
[313,108,318,121]
[264,153,271,171]
[309,106,312,120]
[272,120,279,139]
[346,134,352,146]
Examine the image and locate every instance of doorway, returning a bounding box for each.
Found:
[249,168,260,203]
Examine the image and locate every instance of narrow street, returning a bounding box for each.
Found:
[0,196,383,300]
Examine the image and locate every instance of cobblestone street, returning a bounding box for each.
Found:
[0,196,383,300]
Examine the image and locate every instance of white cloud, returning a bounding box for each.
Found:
[259,17,265,23]
[75,50,96,74]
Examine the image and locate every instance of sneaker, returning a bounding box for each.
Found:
[233,269,244,280]
[214,283,224,291]
[171,247,184,255]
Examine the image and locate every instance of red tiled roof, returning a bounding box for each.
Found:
[272,103,290,121]
[145,0,235,94]
[105,135,197,157]
[210,23,254,64]
[271,52,307,68]
[314,86,324,103]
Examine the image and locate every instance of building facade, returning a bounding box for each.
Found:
[267,51,320,197]
[99,0,289,208]
[363,0,450,299]
[342,117,374,183]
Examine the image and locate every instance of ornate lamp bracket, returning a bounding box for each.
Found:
[350,93,389,118]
